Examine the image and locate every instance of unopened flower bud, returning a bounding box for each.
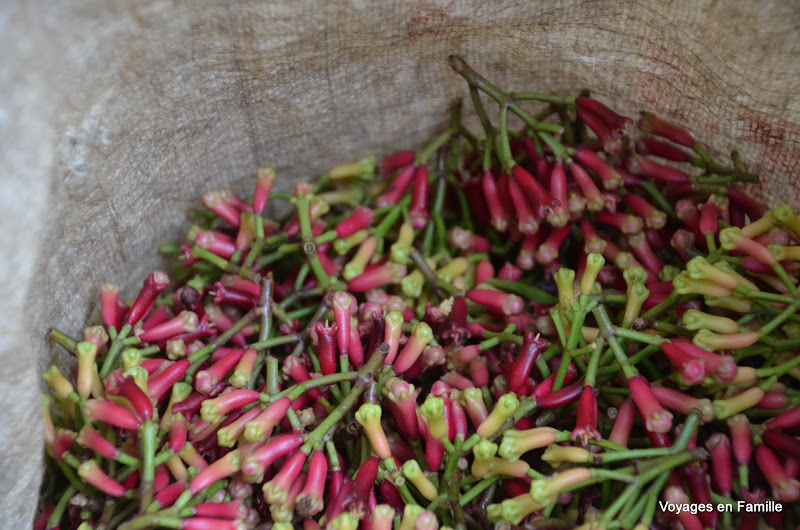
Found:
[356,403,392,460]
[530,467,592,505]
[401,460,438,501]
[682,309,740,334]
[498,427,559,462]
[75,341,98,399]
[477,393,519,438]
[78,460,126,497]
[420,396,447,440]
[542,445,594,465]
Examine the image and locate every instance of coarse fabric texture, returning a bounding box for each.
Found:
[1,0,799,525]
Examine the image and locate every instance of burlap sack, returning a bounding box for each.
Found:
[2,0,799,525]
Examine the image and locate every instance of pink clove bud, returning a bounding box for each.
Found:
[78,460,127,497]
[125,271,170,326]
[466,289,524,316]
[252,167,275,215]
[637,112,695,147]
[628,375,673,433]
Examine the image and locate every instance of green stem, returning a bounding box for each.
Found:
[771,263,799,296]
[55,458,90,495]
[600,482,641,525]
[122,336,143,347]
[115,451,140,468]
[553,301,594,391]
[443,454,468,526]
[120,514,183,530]
[736,286,795,305]
[497,103,514,171]
[295,195,332,288]
[243,237,265,268]
[47,484,77,529]
[448,55,563,136]
[448,175,474,232]
[470,86,494,141]
[621,473,670,527]
[650,320,693,337]
[264,355,280,396]
[185,309,259,379]
[459,475,499,506]
[756,354,800,378]
[592,306,638,379]
[432,174,448,255]
[285,407,304,431]
[286,305,318,321]
[409,248,458,297]
[138,421,156,512]
[191,247,260,282]
[100,324,132,378]
[550,307,568,348]
[382,458,417,504]
[266,192,291,202]
[592,294,629,304]
[293,262,310,293]
[613,327,666,346]
[481,130,495,173]
[639,450,702,485]
[47,328,78,354]
[705,232,717,253]
[585,338,604,388]
[479,332,523,351]
[640,180,677,219]
[672,409,702,452]
[759,301,800,337]
[264,371,359,403]
[638,291,685,324]
[598,447,673,463]
[257,274,273,343]
[278,287,323,310]
[372,200,407,238]
[569,343,597,359]
[302,344,388,450]
[484,278,558,304]
[598,344,660,380]
[415,129,455,166]
[511,92,576,105]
